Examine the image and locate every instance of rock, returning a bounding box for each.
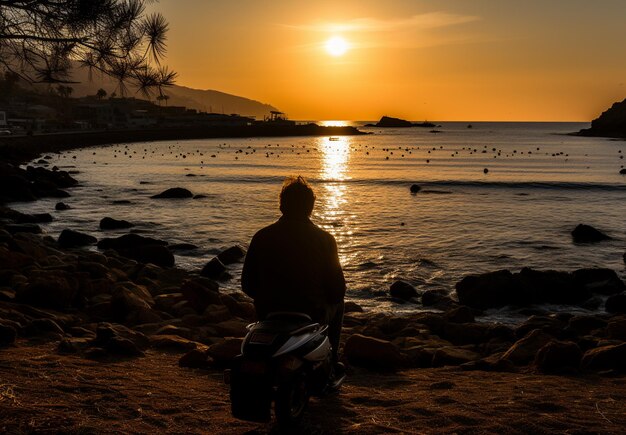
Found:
[97,233,168,250]
[151,187,193,199]
[410,184,421,193]
[5,223,42,234]
[344,301,364,313]
[213,319,248,337]
[203,304,233,323]
[432,347,480,367]
[581,343,626,371]
[607,317,626,340]
[515,315,566,339]
[220,294,255,321]
[58,338,90,354]
[571,224,611,243]
[572,268,625,295]
[0,323,17,346]
[456,270,518,309]
[169,243,199,251]
[456,268,591,309]
[179,348,212,369]
[372,116,434,128]
[17,271,78,310]
[578,98,626,138]
[534,340,582,373]
[344,334,406,371]
[207,337,243,366]
[55,202,70,211]
[516,268,589,305]
[444,306,475,324]
[421,290,457,309]
[25,318,64,336]
[98,234,173,267]
[94,323,149,350]
[200,257,227,280]
[565,315,607,336]
[606,293,626,314]
[100,217,134,230]
[389,280,418,300]
[149,335,200,352]
[217,245,246,265]
[106,336,145,357]
[58,229,97,248]
[154,325,194,340]
[501,329,553,365]
[181,279,221,313]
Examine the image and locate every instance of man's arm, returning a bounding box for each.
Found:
[325,234,346,304]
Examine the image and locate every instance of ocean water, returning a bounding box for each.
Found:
[13,122,626,318]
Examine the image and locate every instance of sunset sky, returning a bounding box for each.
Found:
[153,0,626,121]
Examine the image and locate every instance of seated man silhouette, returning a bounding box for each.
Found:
[242,176,346,365]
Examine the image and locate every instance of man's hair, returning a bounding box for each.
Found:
[280,176,315,217]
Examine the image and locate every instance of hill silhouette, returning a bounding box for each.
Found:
[42,64,279,119]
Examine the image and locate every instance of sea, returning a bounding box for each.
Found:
[12,122,626,322]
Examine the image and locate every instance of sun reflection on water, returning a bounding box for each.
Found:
[316,136,355,266]
[319,120,350,127]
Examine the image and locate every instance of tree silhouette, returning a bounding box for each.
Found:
[0,0,176,96]
[56,85,73,98]
[96,88,107,100]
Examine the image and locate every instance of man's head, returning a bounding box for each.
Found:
[280,176,315,218]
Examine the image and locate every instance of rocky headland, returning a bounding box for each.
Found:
[365,116,436,128]
[1,160,625,433]
[578,98,626,138]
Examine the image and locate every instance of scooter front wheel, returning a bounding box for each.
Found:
[275,374,309,426]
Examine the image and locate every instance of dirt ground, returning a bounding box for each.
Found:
[1,341,624,434]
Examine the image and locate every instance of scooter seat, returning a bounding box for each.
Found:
[252,312,319,335]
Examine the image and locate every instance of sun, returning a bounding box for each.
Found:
[325,36,349,57]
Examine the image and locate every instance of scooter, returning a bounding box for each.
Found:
[225,312,345,426]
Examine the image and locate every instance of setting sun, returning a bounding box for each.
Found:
[325,36,349,57]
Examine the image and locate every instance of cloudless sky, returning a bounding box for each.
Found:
[153,0,626,121]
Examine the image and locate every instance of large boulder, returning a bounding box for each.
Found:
[456,268,593,309]
[581,343,626,371]
[217,245,246,265]
[200,257,228,280]
[456,270,519,309]
[606,293,626,314]
[344,334,406,370]
[572,268,625,296]
[0,323,17,347]
[16,270,79,310]
[58,229,97,248]
[571,224,611,243]
[100,217,134,230]
[151,187,193,199]
[432,347,480,367]
[93,323,149,351]
[501,329,553,365]
[97,234,173,267]
[534,340,582,373]
[180,279,221,313]
[207,337,243,366]
[389,280,418,300]
[607,317,626,341]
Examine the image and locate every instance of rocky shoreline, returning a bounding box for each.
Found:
[1,160,624,374]
[1,153,625,432]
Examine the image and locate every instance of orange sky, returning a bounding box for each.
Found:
[153,0,626,121]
